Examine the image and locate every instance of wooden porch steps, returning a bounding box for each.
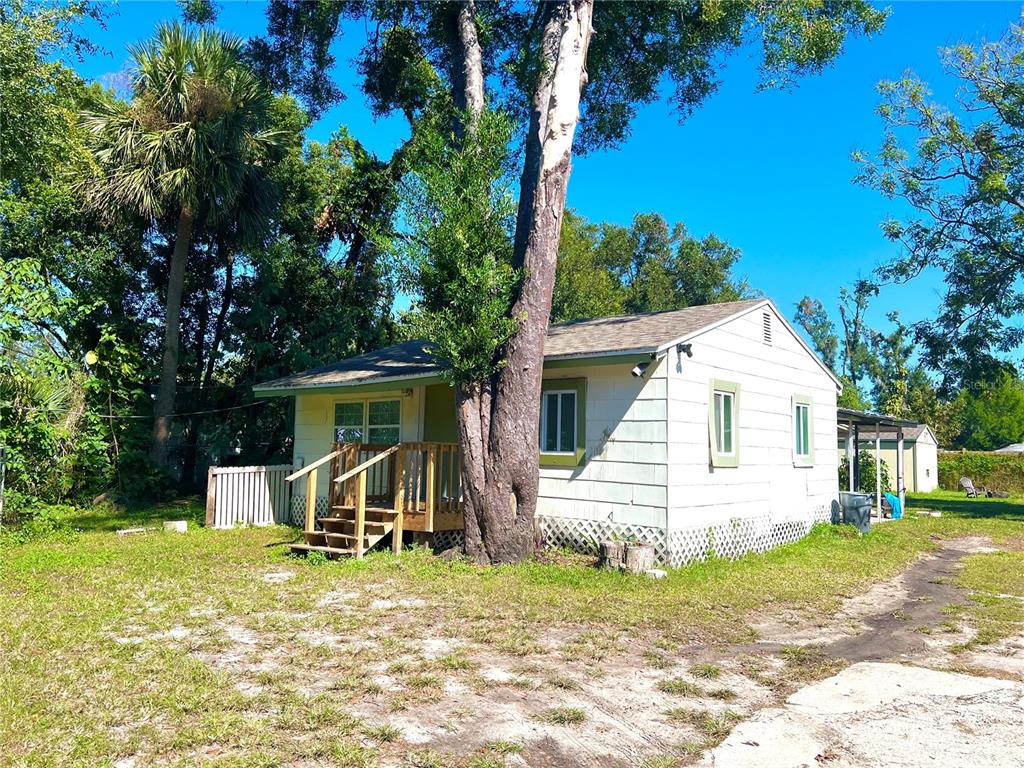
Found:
[286,440,464,560]
[290,543,357,558]
[290,505,396,558]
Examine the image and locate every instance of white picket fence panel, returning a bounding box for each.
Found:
[205,465,292,528]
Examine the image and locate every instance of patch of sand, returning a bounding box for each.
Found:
[701,662,1024,768]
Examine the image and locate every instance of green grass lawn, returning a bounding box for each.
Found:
[906,489,1024,521]
[1,494,1022,767]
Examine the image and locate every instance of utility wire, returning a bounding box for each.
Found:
[5,400,272,420]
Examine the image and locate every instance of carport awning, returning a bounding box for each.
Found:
[837,408,918,519]
[837,407,918,430]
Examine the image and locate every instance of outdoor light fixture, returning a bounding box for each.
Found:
[631,361,650,378]
[676,343,693,358]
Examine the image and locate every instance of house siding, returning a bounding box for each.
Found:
[537,361,669,529]
[666,304,839,528]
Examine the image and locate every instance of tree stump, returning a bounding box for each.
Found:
[623,543,656,574]
[599,540,625,570]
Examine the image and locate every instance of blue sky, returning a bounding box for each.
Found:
[73,0,1022,346]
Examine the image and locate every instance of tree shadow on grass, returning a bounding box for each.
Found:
[71,498,206,533]
[905,494,1024,522]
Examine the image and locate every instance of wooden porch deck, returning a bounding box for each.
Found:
[286,441,463,558]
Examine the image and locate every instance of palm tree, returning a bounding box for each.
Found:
[81,22,281,467]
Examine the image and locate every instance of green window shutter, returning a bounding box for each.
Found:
[539,378,587,467]
[708,379,740,468]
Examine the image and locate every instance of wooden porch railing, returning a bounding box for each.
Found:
[392,442,462,532]
[284,449,342,534]
[286,441,463,556]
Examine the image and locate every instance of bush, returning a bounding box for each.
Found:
[838,450,891,494]
[938,451,1024,495]
[0,494,77,546]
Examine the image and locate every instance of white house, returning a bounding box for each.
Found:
[254,298,841,565]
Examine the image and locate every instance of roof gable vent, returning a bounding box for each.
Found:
[762,311,772,345]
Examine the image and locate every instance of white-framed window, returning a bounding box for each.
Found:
[540,389,577,454]
[708,379,740,467]
[792,394,815,465]
[334,398,401,445]
[713,390,735,456]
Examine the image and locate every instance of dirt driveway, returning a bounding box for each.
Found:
[702,537,1024,768]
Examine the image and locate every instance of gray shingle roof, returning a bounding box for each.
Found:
[254,299,768,392]
[545,298,766,358]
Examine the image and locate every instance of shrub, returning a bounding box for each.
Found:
[938,451,1024,495]
[0,496,77,546]
[838,450,891,494]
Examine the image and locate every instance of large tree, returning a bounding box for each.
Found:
[552,210,749,322]
[80,22,282,467]
[795,281,881,408]
[259,0,886,563]
[855,21,1024,391]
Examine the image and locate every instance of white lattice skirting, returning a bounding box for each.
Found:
[289,495,330,528]
[539,504,834,567]
[290,495,834,567]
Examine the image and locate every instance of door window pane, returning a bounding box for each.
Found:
[334,402,364,442]
[369,400,400,426]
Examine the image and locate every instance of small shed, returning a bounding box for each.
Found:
[836,423,938,493]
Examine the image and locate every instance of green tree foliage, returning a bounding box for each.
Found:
[867,312,915,418]
[549,211,625,322]
[80,21,285,466]
[178,0,218,26]
[795,283,878,408]
[395,109,520,384]
[838,450,891,495]
[955,373,1024,450]
[1,5,401,515]
[0,2,147,513]
[855,21,1024,390]
[253,2,886,141]
[0,0,100,186]
[793,297,838,371]
[938,451,1024,494]
[552,210,749,322]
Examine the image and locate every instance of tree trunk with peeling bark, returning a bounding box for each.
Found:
[454,0,594,564]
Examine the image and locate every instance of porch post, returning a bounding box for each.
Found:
[846,420,855,492]
[875,422,882,518]
[853,425,860,490]
[896,428,905,512]
[392,446,405,554]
